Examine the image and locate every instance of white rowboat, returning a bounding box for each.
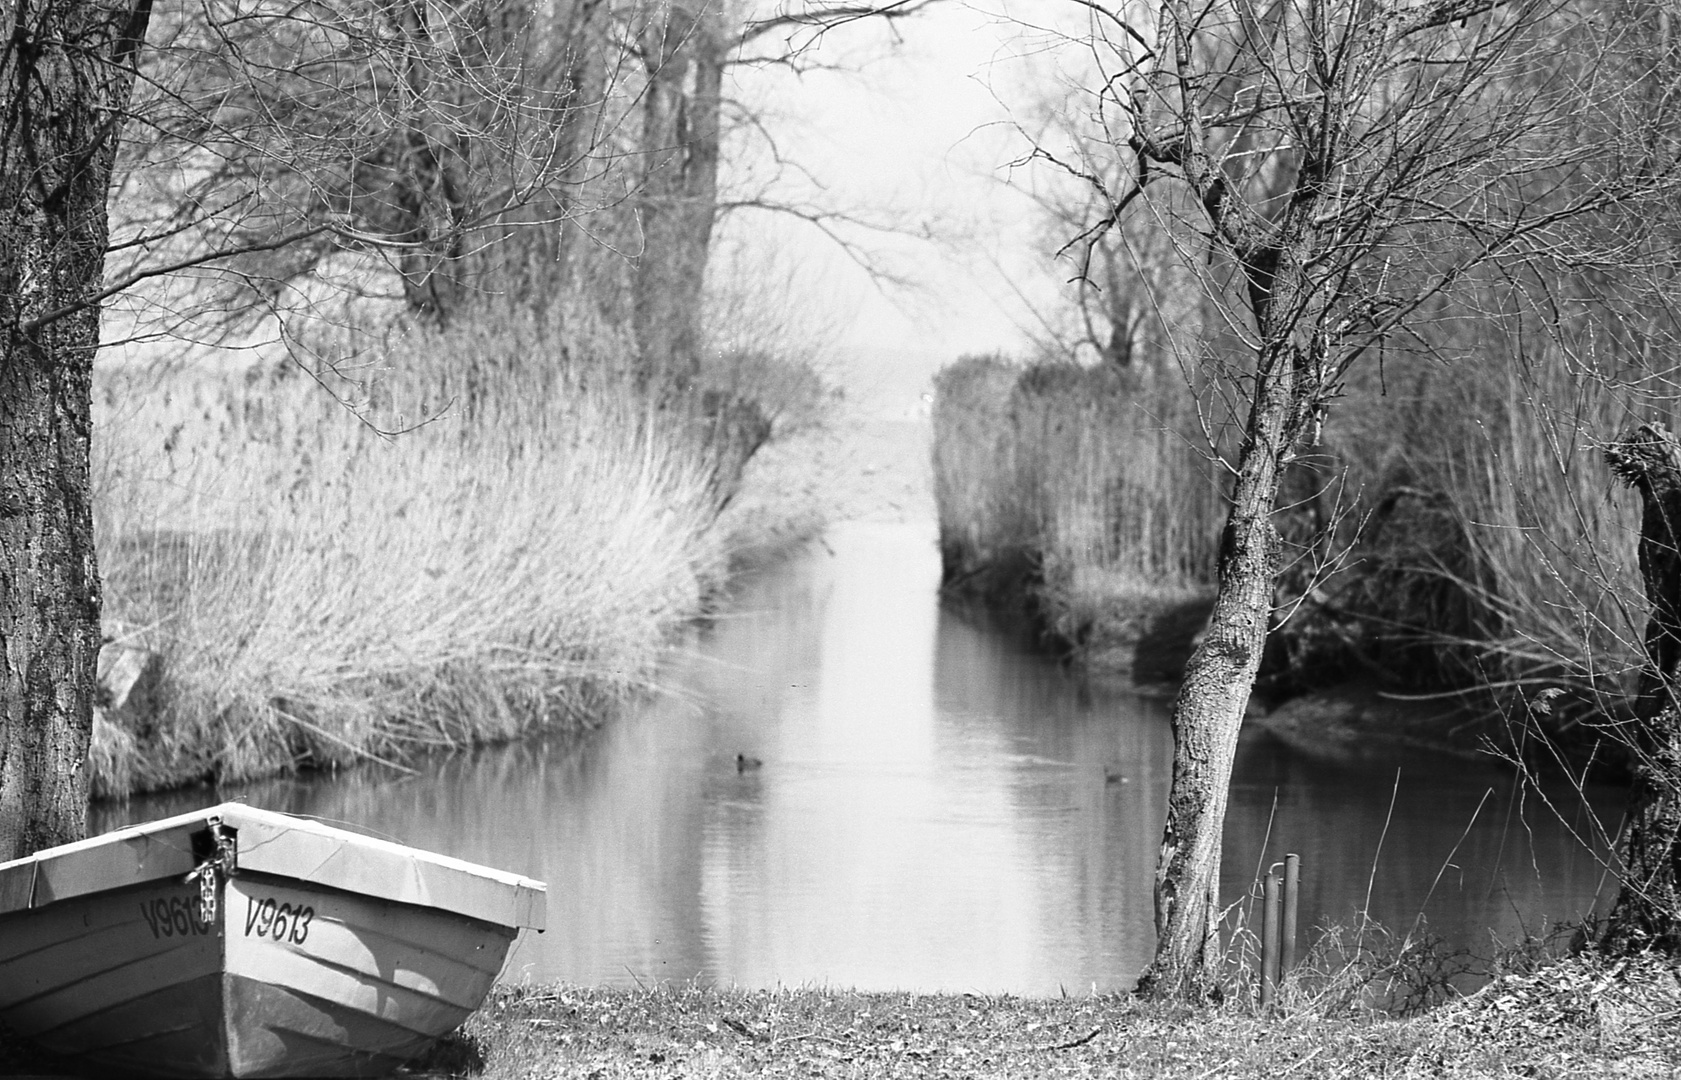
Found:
[0,802,546,1078]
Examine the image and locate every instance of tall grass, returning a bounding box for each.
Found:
[1294,332,1649,722]
[932,354,1226,654]
[932,355,1032,577]
[91,318,731,796]
[1435,361,1642,709]
[931,324,1654,717]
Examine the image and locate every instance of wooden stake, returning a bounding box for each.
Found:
[1261,869,1281,1009]
[1282,852,1300,974]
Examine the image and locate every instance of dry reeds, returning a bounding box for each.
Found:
[1319,343,1646,716]
[932,354,1033,577]
[931,331,1654,716]
[931,354,1225,627]
[92,316,729,795]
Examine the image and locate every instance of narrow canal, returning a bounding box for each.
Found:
[98,517,1619,994]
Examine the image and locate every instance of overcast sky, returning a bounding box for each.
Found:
[717,0,1090,411]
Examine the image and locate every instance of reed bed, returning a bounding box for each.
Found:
[1293,338,1649,727]
[931,272,1676,719]
[932,354,1033,576]
[1433,363,1643,709]
[932,354,1226,671]
[91,320,734,796]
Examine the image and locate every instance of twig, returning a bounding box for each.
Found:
[271,707,418,776]
[1036,1026,1101,1051]
[773,1030,850,1048]
[1362,769,1402,927]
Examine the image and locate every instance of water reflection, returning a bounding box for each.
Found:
[97,519,1620,994]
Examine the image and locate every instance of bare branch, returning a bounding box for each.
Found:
[740,0,940,47]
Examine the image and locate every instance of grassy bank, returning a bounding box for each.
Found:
[88,317,822,798]
[367,952,1680,1078]
[5,956,1675,1078]
[469,969,1672,1078]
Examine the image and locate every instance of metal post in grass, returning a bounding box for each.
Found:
[1260,867,1282,1009]
[1282,853,1300,974]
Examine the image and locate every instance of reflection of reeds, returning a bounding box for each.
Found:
[92,322,730,796]
[932,355,1225,612]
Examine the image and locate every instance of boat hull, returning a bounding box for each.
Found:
[220,874,514,1077]
[0,805,542,1078]
[0,877,229,1077]
[0,873,515,1078]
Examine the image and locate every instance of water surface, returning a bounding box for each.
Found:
[100,519,1619,993]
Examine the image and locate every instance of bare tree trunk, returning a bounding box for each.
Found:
[491,0,608,307]
[387,0,476,323]
[1131,122,1326,989]
[635,0,723,389]
[1135,330,1295,998]
[398,0,610,321]
[1603,422,1681,953]
[0,0,151,861]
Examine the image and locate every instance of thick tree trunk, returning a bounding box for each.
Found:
[0,0,150,860]
[485,0,608,310]
[1603,422,1681,953]
[1131,162,1325,993]
[1134,345,1295,999]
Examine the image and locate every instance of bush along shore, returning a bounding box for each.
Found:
[86,314,825,800]
[931,350,1645,772]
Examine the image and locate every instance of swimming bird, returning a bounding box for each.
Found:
[736,753,763,772]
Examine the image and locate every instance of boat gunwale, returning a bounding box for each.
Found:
[0,803,546,931]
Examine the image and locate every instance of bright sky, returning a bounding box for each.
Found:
[717,0,1091,410]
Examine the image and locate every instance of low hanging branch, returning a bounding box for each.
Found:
[1603,421,1681,954]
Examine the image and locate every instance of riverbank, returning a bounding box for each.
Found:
[86,321,847,800]
[438,958,1677,1079]
[944,575,1550,769]
[9,952,1670,1078]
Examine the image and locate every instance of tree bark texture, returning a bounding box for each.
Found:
[1133,95,1330,995]
[1603,422,1681,953]
[1133,337,1295,999]
[1,0,150,860]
